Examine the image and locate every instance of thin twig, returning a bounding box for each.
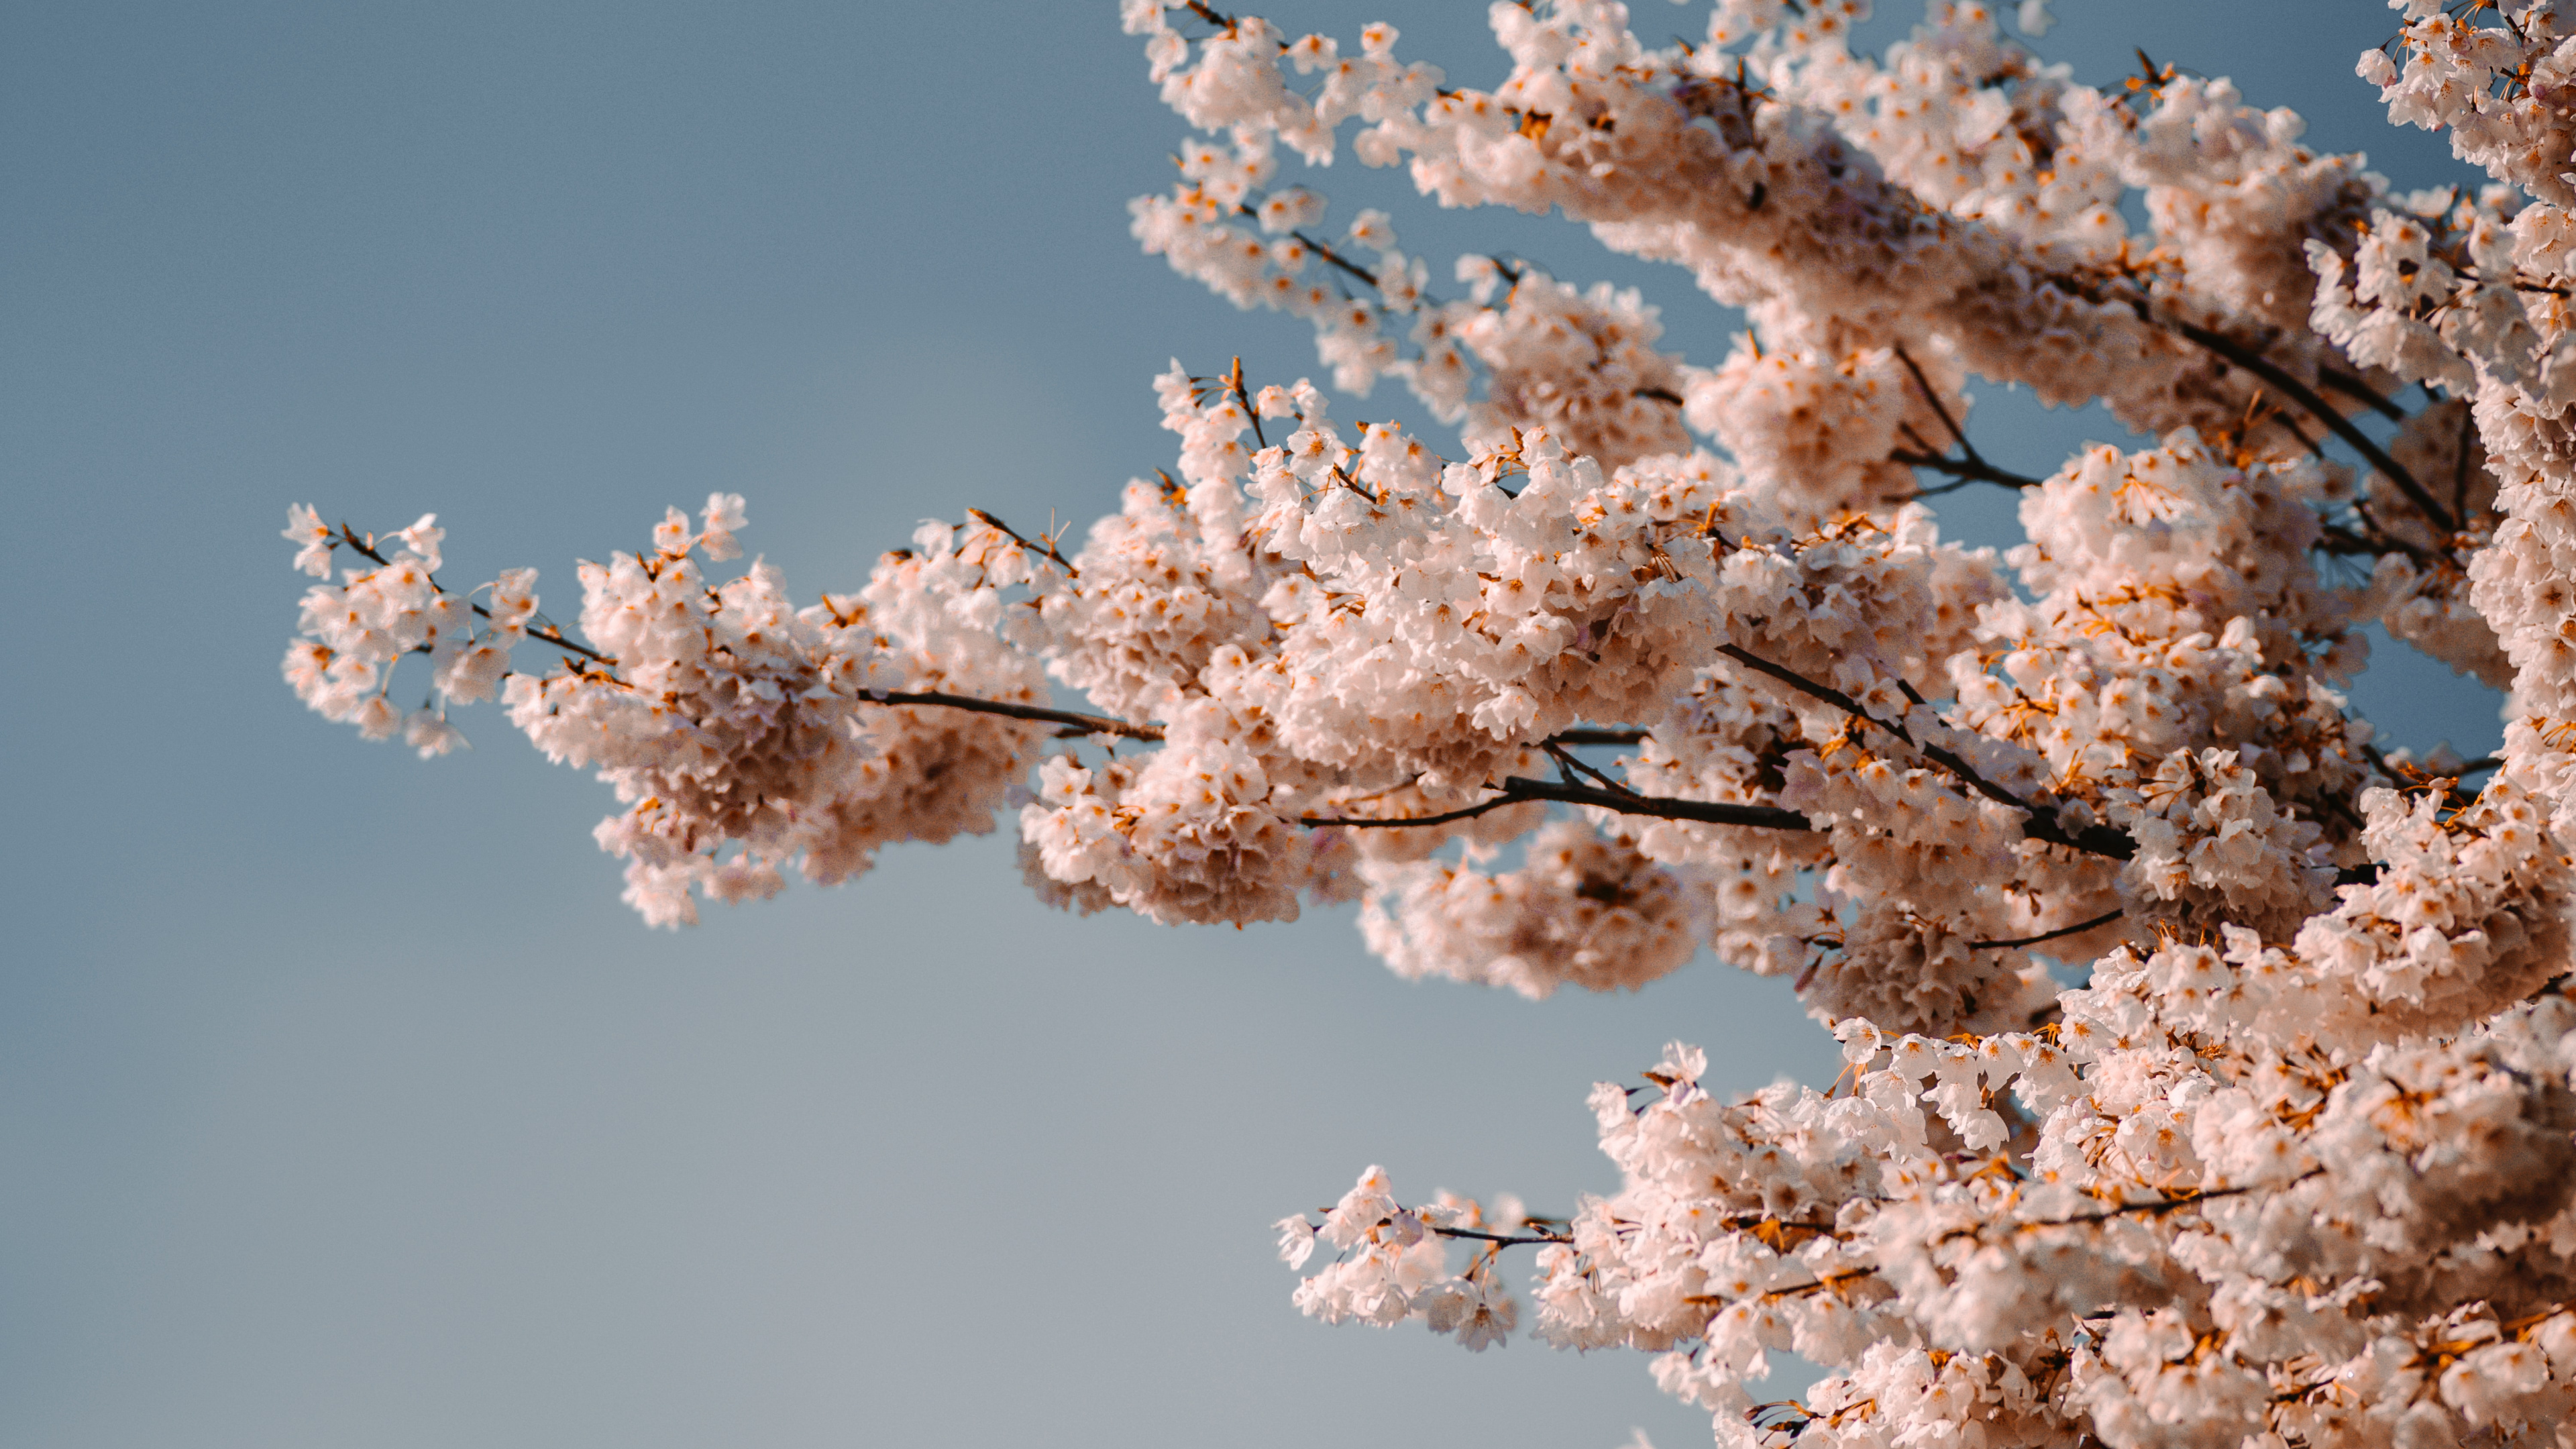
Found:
[2315,366,2407,421]
[1432,1226,1572,1247]
[334,525,616,667]
[1886,346,2044,493]
[862,690,1165,741]
[1291,228,1389,291]
[1891,343,1972,452]
[1890,447,2043,494]
[1710,645,2133,862]
[1301,777,1816,835]
[1226,356,1265,449]
[1544,741,1639,796]
[2454,400,2475,524]
[965,508,1077,576]
[1301,794,1532,831]
[2159,318,2458,533]
[1547,727,1648,747]
[2317,521,2434,567]
[2017,1168,2325,1230]
[1970,909,2125,951]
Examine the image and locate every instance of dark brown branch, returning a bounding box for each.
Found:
[2454,400,2475,524]
[863,690,1165,742]
[1300,759,2155,870]
[519,623,609,666]
[2019,1168,2325,1231]
[2317,521,2433,567]
[1886,345,2043,494]
[2316,366,2407,421]
[2267,400,2327,461]
[334,524,616,667]
[1633,385,1686,406]
[1226,201,1427,306]
[1712,645,2133,862]
[1225,356,1267,449]
[1545,741,1638,796]
[1890,343,1972,452]
[964,508,1077,576]
[1715,643,1891,729]
[1291,228,1389,292]
[1547,727,1648,747]
[2453,262,2573,299]
[1300,794,1525,830]
[1301,777,1816,834]
[1432,1225,1572,1246]
[1971,909,2125,951]
[2160,319,2459,534]
[1499,775,1821,828]
[1890,447,2043,494]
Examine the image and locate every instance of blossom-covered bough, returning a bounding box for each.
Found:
[270,1,2576,1442]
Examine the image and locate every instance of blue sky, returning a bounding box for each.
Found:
[0,3,2506,1446]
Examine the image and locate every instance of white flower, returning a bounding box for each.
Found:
[283,503,335,577]
[402,708,468,758]
[1421,1275,1516,1351]
[700,492,747,561]
[392,513,444,572]
[1275,1216,1318,1269]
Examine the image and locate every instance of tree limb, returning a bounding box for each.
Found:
[333,524,616,667]
[1971,909,2126,951]
[861,690,1165,741]
[1711,645,2136,862]
[2159,319,2458,534]
[2315,366,2407,421]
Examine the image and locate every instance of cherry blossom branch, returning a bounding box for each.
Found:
[1299,777,1817,833]
[2318,519,2434,567]
[332,523,616,667]
[2453,400,2476,523]
[1892,441,2043,496]
[1432,1225,1572,1246]
[1299,657,2145,865]
[963,508,1077,576]
[2316,365,2408,421]
[1544,741,1639,796]
[861,682,1652,751]
[860,690,1165,741]
[1548,727,1648,746]
[2157,318,2458,534]
[2019,1167,2326,1230]
[1970,910,2126,951]
[1690,1265,1883,1308]
[1888,344,2044,494]
[1229,200,1442,311]
[1711,645,2135,862]
[1289,227,1411,299]
[1224,356,1266,447]
[1490,776,1806,829]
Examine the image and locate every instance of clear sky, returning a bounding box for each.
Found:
[0,3,2507,1446]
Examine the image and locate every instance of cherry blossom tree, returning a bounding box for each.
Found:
[268,1,2576,1443]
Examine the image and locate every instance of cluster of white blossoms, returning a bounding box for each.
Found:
[278,0,2576,1443]
[282,496,1053,926]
